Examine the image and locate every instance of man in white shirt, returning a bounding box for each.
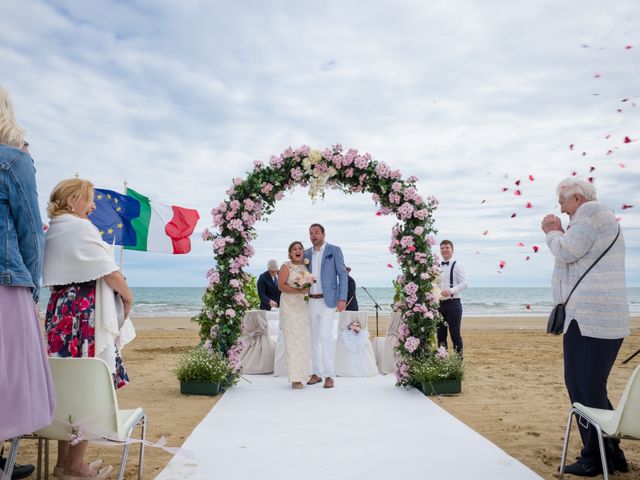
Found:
[437,240,468,355]
[304,223,348,389]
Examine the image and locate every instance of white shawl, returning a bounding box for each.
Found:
[43,214,136,372]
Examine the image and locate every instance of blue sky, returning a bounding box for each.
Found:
[1,0,638,287]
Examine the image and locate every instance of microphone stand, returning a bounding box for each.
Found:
[622,347,640,365]
[361,286,382,336]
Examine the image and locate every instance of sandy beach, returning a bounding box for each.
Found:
[11,314,640,479]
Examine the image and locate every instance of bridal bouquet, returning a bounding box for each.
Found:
[287,268,316,301]
[348,320,362,334]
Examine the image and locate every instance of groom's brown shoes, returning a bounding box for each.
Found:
[307,374,322,385]
[323,377,334,389]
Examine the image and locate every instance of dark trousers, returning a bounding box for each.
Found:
[563,320,625,467]
[437,298,463,354]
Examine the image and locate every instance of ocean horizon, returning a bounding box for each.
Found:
[37,287,640,318]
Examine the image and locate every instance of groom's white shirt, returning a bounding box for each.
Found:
[310,242,325,295]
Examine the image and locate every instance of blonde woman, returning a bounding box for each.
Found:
[0,85,55,477]
[43,178,134,480]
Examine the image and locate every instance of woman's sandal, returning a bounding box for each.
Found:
[56,462,111,480]
[53,459,104,478]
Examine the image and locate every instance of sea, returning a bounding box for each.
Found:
[37,287,640,318]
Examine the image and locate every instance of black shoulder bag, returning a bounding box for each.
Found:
[547,226,620,335]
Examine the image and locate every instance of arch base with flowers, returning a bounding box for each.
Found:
[193,145,450,388]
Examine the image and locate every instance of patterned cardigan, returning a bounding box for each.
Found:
[546,201,629,339]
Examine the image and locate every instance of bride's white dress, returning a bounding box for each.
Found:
[279,262,311,383]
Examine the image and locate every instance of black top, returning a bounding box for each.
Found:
[346,275,359,311]
[257,270,281,310]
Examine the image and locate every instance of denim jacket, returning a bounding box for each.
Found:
[0,144,45,301]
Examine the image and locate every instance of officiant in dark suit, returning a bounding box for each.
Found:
[257,259,281,310]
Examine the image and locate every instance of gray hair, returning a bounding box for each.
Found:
[267,259,278,270]
[0,85,27,147]
[556,177,597,201]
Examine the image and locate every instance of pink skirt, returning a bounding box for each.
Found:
[0,286,56,441]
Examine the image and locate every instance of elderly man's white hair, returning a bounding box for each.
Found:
[556,177,597,202]
[267,259,278,270]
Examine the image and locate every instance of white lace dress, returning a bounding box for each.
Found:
[279,262,311,383]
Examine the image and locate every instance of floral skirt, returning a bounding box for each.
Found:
[45,280,129,389]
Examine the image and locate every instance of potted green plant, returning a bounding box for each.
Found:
[409,346,464,396]
[175,346,234,396]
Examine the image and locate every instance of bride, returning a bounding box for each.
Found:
[277,241,314,389]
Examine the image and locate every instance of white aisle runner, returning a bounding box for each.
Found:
[156,375,542,480]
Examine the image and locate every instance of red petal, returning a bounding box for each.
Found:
[625,45,633,49]
[386,263,394,269]
[517,242,525,247]
[514,190,521,196]
[515,179,521,186]
[502,187,509,192]
[618,163,626,168]
[590,166,596,172]
[569,144,574,150]
[482,230,489,236]
[481,199,486,204]
[528,174,534,181]
[605,134,611,139]
[624,136,632,143]
[511,213,517,218]
[593,73,601,78]
[607,150,613,155]
[621,98,629,102]
[622,204,634,210]
[525,256,531,261]
[526,304,531,310]
[617,109,622,113]
[499,260,506,269]
[375,210,382,216]
[532,245,539,253]
[526,202,533,208]
[571,171,577,176]
[582,152,587,156]
[588,177,594,183]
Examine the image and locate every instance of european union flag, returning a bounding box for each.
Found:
[89,189,141,246]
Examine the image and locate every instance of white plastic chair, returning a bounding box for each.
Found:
[34,357,147,480]
[559,364,640,479]
[334,311,378,377]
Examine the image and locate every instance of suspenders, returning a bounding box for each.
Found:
[449,261,456,289]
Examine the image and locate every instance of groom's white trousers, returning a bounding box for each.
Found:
[308,298,335,378]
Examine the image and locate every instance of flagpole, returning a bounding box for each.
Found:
[119,180,128,270]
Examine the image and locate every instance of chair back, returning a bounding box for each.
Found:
[616,364,640,437]
[242,310,268,334]
[338,311,369,332]
[386,312,402,337]
[35,357,120,441]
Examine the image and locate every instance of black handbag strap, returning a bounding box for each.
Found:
[564,225,620,305]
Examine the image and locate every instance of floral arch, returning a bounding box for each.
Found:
[195,144,442,387]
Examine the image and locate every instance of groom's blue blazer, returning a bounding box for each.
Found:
[304,243,348,309]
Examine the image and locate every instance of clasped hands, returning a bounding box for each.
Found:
[541,214,564,234]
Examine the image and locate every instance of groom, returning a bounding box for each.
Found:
[304,223,348,389]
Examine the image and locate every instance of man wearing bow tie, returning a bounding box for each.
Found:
[304,223,348,389]
[438,240,468,355]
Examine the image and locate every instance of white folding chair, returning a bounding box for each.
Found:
[559,364,640,479]
[34,357,147,480]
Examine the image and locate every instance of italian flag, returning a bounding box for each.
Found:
[125,188,200,254]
